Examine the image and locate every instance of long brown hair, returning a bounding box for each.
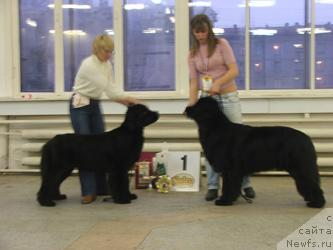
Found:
[190,14,219,58]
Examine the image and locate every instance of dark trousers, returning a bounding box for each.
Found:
[69,96,109,196]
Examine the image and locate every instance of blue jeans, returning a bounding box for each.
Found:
[69,96,109,196]
[201,92,252,190]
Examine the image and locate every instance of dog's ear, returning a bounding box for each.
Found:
[123,104,158,130]
[123,106,139,130]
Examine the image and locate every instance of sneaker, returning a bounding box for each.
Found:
[205,189,218,201]
[81,195,96,204]
[243,187,256,199]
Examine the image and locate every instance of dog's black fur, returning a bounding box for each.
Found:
[37,104,159,207]
[185,97,325,208]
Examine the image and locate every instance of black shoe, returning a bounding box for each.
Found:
[243,187,256,199]
[205,189,218,201]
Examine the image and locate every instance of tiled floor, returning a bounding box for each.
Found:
[0,174,332,250]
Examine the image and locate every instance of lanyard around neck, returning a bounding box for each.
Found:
[199,48,209,73]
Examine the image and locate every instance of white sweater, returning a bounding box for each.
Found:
[72,55,123,100]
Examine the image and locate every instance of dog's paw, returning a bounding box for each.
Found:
[130,193,138,200]
[113,198,131,204]
[38,199,56,207]
[307,199,326,208]
[50,194,67,200]
[215,197,233,206]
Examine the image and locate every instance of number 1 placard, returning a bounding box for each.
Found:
[165,151,201,192]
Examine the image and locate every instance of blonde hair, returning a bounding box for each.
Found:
[92,34,114,55]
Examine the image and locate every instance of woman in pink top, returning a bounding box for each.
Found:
[188,14,255,203]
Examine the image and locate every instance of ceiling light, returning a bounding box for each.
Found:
[124,3,145,10]
[188,1,212,7]
[293,43,303,48]
[63,30,86,36]
[26,18,37,27]
[48,4,91,9]
[49,30,87,36]
[238,0,275,7]
[297,27,332,34]
[316,0,333,4]
[213,28,225,35]
[105,29,114,35]
[250,29,277,36]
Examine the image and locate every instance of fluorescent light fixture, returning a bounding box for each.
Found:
[316,77,323,80]
[238,0,275,7]
[213,28,225,35]
[105,29,114,35]
[49,30,87,36]
[250,29,277,36]
[316,0,333,4]
[26,18,37,27]
[316,60,323,64]
[293,43,303,48]
[297,27,332,34]
[273,45,279,50]
[151,0,162,4]
[142,28,163,34]
[124,3,145,10]
[63,30,86,36]
[48,4,91,9]
[293,59,300,63]
[188,1,212,7]
[169,16,175,23]
[143,29,156,34]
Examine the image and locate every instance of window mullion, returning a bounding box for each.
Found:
[114,0,124,94]
[245,0,250,91]
[54,0,64,94]
[310,0,315,89]
[12,0,20,97]
[175,1,189,97]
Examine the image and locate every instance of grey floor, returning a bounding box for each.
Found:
[0,174,332,250]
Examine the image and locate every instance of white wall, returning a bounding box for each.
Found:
[1,96,333,116]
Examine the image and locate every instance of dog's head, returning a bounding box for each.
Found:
[185,97,223,124]
[123,104,159,130]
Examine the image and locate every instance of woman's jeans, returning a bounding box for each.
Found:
[69,97,109,196]
[201,92,251,190]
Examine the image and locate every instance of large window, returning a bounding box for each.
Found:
[19,0,54,92]
[17,0,333,95]
[62,0,114,91]
[250,0,309,89]
[190,0,246,90]
[124,0,175,91]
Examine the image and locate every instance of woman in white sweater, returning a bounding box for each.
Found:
[70,34,139,204]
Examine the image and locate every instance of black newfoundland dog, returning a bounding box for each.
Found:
[37,104,159,207]
[185,97,325,208]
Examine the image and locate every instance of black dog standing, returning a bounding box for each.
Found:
[37,104,159,207]
[185,97,325,208]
